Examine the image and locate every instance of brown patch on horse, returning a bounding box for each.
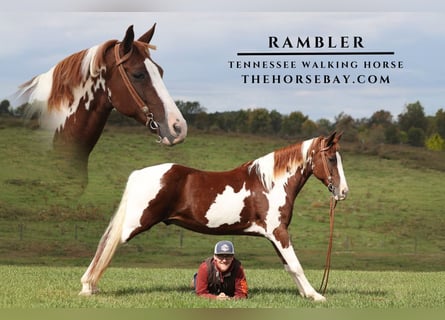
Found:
[273,224,291,248]
[91,40,118,76]
[48,50,88,110]
[273,143,304,178]
[47,40,118,112]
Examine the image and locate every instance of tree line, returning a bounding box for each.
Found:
[173,100,445,151]
[2,99,444,151]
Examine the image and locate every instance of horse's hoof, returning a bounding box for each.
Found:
[79,283,99,296]
[311,293,327,302]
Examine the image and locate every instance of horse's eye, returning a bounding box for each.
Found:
[132,72,146,80]
[329,156,337,163]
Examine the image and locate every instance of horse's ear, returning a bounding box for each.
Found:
[335,131,344,143]
[324,131,337,148]
[138,23,156,44]
[122,25,135,55]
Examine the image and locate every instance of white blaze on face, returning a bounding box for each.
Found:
[335,152,349,199]
[144,58,186,125]
[205,183,250,228]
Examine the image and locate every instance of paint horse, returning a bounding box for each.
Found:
[14,24,187,188]
[80,132,348,301]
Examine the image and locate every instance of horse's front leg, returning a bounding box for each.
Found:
[268,226,326,302]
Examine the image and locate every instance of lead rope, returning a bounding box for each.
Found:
[319,195,337,295]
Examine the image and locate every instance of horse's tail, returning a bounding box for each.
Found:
[80,187,129,295]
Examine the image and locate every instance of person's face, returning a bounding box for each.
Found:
[214,254,234,272]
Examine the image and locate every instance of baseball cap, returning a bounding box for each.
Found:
[214,240,235,255]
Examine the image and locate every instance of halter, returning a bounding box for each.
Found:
[113,43,159,131]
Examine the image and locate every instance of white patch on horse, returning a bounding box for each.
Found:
[120,163,174,241]
[248,152,275,191]
[244,175,290,236]
[205,183,250,228]
[82,46,98,77]
[19,47,107,132]
[300,138,314,174]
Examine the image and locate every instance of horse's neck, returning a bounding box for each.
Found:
[278,166,313,198]
[53,93,113,165]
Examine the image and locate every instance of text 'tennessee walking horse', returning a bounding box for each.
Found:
[80,132,348,301]
[14,24,187,186]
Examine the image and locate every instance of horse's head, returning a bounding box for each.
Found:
[312,132,349,201]
[105,24,187,145]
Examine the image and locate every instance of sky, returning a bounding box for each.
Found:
[1,1,444,121]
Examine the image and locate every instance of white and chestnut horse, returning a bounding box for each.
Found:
[15,24,187,186]
[80,132,348,301]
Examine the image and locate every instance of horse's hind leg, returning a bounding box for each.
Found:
[268,232,326,301]
[79,225,120,295]
[79,188,131,296]
[79,168,169,295]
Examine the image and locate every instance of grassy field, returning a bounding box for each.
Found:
[1,265,444,308]
[0,120,444,309]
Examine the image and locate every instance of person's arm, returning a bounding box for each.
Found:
[233,265,248,299]
[195,262,218,299]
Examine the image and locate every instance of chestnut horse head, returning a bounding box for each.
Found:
[311,132,348,200]
[14,24,187,187]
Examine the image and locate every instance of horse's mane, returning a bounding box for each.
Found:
[15,40,117,123]
[248,138,316,191]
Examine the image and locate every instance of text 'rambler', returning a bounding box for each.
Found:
[268,35,364,49]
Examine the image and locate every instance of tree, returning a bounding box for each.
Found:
[194,111,209,130]
[398,101,428,132]
[407,127,426,147]
[281,111,307,137]
[384,124,401,144]
[248,108,271,134]
[435,108,445,139]
[175,100,207,126]
[316,118,333,135]
[425,133,445,151]
[334,112,357,142]
[301,119,317,137]
[369,109,393,127]
[269,109,282,134]
[0,99,11,116]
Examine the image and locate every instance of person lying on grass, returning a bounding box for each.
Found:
[193,240,248,300]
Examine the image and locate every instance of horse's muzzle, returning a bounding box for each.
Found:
[158,119,187,146]
[333,187,348,201]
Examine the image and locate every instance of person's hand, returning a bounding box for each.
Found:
[216,293,231,300]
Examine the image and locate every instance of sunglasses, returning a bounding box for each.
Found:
[215,254,234,260]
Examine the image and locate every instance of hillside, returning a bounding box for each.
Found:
[0,122,444,271]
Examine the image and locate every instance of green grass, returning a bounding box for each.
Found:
[0,265,444,308]
[1,121,445,310]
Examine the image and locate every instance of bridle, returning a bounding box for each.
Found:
[320,141,335,194]
[318,139,338,295]
[113,43,160,132]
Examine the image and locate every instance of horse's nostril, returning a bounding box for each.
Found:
[173,122,182,134]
